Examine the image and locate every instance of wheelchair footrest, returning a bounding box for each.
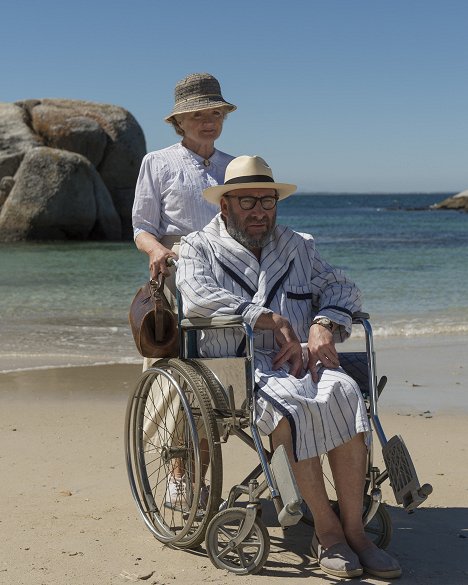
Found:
[270,445,303,527]
[382,435,433,511]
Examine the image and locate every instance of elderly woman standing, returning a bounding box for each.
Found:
[133,72,236,293]
[132,73,236,509]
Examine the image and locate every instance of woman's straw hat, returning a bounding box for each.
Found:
[203,156,297,205]
[164,73,236,122]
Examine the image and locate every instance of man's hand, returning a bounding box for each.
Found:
[307,323,340,383]
[255,313,303,377]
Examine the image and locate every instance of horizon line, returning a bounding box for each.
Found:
[294,190,458,196]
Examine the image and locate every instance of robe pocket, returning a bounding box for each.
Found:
[286,284,315,300]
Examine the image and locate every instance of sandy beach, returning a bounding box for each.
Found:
[1,336,467,585]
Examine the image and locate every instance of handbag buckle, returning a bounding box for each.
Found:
[149,273,165,294]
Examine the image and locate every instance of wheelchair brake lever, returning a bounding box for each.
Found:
[377,375,387,396]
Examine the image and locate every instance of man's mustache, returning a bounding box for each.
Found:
[246,219,269,225]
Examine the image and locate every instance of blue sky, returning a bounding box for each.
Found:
[3,0,467,193]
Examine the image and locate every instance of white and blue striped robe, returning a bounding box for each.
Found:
[176,215,370,461]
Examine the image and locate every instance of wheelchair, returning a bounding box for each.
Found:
[125,305,432,575]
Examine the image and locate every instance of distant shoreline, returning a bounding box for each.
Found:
[294,191,458,197]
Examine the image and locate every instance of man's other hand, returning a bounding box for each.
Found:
[307,324,340,383]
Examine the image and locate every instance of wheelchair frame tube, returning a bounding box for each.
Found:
[178,317,280,500]
[360,318,388,447]
[243,322,280,500]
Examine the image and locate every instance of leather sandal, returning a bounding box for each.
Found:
[358,546,402,579]
[311,533,363,578]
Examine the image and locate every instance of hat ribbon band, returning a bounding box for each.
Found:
[178,93,223,103]
[225,175,274,185]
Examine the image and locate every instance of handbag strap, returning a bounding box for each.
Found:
[149,276,166,342]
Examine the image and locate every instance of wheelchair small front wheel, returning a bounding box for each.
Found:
[205,508,270,575]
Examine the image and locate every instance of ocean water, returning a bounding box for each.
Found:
[1,193,466,371]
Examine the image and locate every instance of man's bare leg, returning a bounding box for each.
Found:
[271,417,346,548]
[327,433,374,553]
[327,432,402,576]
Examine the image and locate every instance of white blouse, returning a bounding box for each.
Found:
[132,142,234,240]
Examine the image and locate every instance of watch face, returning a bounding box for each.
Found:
[313,317,333,330]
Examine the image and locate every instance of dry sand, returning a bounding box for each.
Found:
[1,336,467,584]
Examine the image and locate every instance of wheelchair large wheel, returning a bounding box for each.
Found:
[189,359,230,411]
[363,498,392,549]
[205,508,270,575]
[125,358,222,549]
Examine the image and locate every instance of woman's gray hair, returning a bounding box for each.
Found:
[170,109,229,137]
[169,117,184,137]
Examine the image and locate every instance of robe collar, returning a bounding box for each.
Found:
[208,215,298,304]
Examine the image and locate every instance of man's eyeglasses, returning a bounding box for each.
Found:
[224,194,279,210]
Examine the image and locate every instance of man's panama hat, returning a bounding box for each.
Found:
[203,155,297,205]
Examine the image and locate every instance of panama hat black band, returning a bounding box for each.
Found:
[177,93,222,103]
[225,174,274,185]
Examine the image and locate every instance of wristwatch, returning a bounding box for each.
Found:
[312,317,335,332]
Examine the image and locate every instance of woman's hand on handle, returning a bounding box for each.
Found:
[148,245,178,278]
[135,232,178,279]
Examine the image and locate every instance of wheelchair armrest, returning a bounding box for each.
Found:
[181,313,370,329]
[352,311,370,323]
[180,315,245,330]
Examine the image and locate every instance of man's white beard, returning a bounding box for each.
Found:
[225,213,276,251]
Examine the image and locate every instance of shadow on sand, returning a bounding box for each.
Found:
[253,502,468,584]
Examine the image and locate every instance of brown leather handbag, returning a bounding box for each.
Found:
[128,276,179,358]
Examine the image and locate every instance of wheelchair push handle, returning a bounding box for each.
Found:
[352,311,370,323]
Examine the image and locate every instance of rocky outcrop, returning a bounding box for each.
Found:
[0,148,122,241]
[0,99,146,241]
[432,190,468,212]
[0,103,42,179]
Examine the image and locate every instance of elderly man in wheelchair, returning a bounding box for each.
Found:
[126,155,431,579]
